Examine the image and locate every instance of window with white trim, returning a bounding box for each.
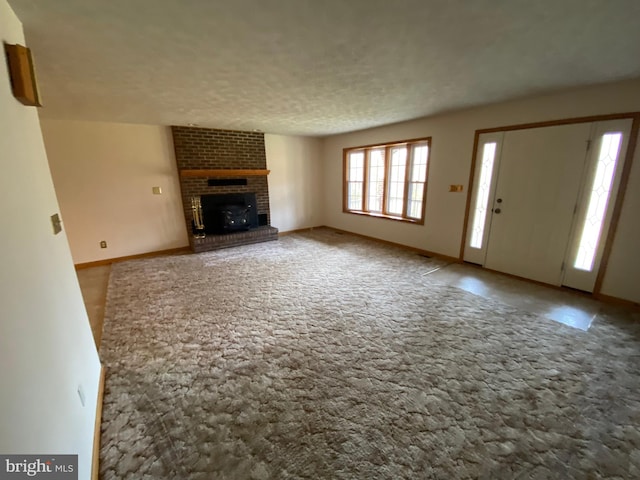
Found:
[344,138,431,224]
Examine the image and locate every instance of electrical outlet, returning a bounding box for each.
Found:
[100,241,107,248]
[77,384,85,407]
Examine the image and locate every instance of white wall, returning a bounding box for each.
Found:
[41,119,189,264]
[0,2,101,478]
[600,140,640,302]
[322,79,640,303]
[265,134,323,232]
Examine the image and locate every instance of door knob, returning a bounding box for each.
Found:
[494,208,501,214]
[496,198,503,203]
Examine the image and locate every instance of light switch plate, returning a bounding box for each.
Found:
[152,186,162,195]
[51,213,62,234]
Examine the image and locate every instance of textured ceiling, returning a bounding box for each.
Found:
[7,0,640,136]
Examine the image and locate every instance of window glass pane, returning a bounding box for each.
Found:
[367,149,385,212]
[348,151,364,181]
[387,147,407,215]
[346,151,364,211]
[574,133,622,271]
[410,184,423,202]
[411,145,429,182]
[406,144,429,219]
[469,142,497,249]
[348,182,363,210]
[388,198,402,214]
[407,182,424,219]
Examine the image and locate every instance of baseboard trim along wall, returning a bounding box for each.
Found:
[594,293,640,310]
[75,247,191,269]
[278,227,318,236]
[325,226,461,264]
[91,366,106,480]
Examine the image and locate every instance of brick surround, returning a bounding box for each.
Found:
[171,126,275,251]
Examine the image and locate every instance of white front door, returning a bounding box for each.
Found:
[482,123,591,285]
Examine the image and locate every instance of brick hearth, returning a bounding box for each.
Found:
[191,226,279,253]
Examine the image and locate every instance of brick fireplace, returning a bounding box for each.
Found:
[171,126,278,252]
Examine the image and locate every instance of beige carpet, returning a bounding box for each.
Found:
[100,229,640,479]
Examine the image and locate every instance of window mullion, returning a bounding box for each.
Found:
[343,150,349,212]
[402,144,412,218]
[382,146,391,215]
[362,149,369,212]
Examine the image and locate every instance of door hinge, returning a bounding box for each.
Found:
[586,140,592,151]
[573,204,578,214]
[561,261,565,271]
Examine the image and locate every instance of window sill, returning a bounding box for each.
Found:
[344,210,424,225]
